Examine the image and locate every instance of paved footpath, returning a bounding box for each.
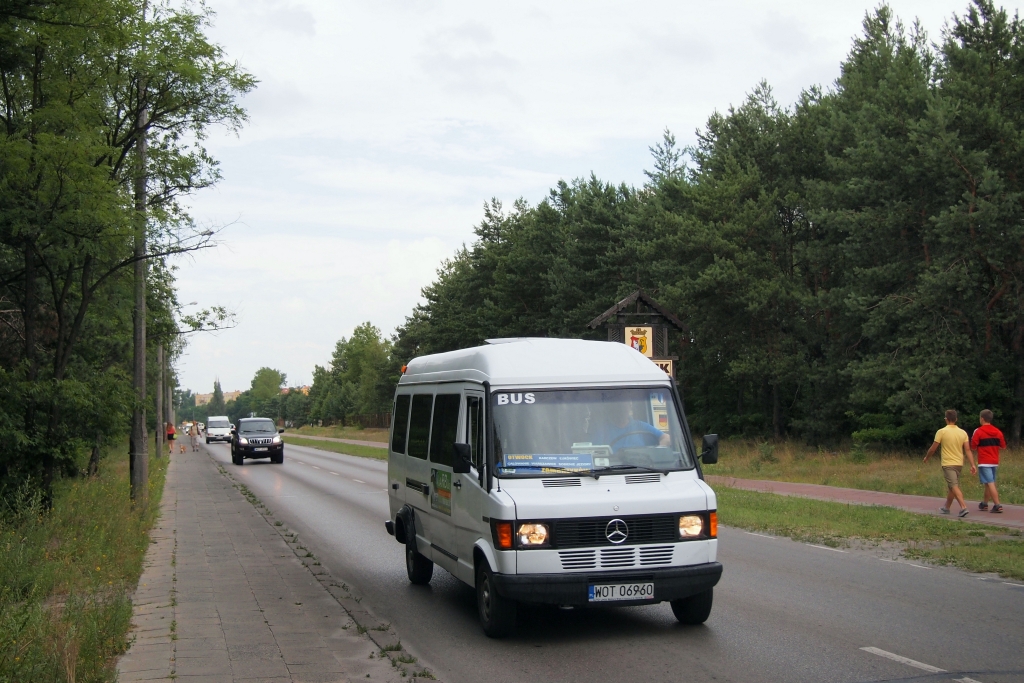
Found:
[707,475,1024,530]
[116,449,407,683]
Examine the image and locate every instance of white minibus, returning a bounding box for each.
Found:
[384,338,721,637]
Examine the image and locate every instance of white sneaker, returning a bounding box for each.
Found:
[940,507,950,514]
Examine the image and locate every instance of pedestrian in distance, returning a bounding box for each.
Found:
[971,409,1005,513]
[166,422,176,454]
[191,421,200,452]
[923,409,976,517]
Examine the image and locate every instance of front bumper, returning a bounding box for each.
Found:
[491,562,722,607]
[236,444,283,458]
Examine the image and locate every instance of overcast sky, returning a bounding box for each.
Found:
[175,0,1015,395]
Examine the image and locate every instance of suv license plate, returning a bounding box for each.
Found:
[589,582,654,602]
[254,447,268,452]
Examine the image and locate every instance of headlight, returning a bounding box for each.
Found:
[272,434,281,444]
[679,515,704,538]
[238,436,248,445]
[517,523,549,547]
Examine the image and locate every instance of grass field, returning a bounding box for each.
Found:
[717,486,1024,579]
[0,441,168,682]
[282,435,388,460]
[288,425,388,443]
[704,439,1024,505]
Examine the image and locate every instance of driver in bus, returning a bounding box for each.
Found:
[592,403,670,451]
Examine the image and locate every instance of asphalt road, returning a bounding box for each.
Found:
[202,440,1024,683]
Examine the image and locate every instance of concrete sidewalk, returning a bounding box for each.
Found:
[282,434,386,449]
[707,475,1024,531]
[116,449,407,683]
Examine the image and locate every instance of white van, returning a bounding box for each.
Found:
[384,338,721,637]
[205,415,232,443]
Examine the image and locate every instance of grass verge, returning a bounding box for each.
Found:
[0,440,168,682]
[717,486,1024,579]
[704,438,1024,505]
[288,425,388,443]
[282,435,387,461]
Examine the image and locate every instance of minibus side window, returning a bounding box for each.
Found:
[407,395,433,460]
[466,396,484,470]
[391,394,411,454]
[428,394,461,467]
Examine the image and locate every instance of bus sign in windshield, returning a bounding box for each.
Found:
[502,453,594,472]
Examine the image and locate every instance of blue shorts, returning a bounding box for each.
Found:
[979,467,997,485]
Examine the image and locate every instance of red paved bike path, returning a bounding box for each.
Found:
[706,475,1024,531]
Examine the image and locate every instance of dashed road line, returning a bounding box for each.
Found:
[1003,582,1024,587]
[859,647,982,681]
[329,471,339,476]
[807,544,847,553]
[311,466,320,470]
[879,559,928,568]
[860,647,945,673]
[745,532,776,539]
[353,479,366,484]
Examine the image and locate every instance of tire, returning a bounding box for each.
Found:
[476,562,516,638]
[670,589,713,625]
[405,542,433,585]
[271,451,283,464]
[205,437,210,444]
[231,449,243,466]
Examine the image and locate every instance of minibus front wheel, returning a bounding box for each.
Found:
[405,543,433,585]
[476,563,516,638]
[671,588,713,625]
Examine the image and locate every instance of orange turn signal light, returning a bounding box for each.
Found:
[708,511,718,538]
[494,521,513,549]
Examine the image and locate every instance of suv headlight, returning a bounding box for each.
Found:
[237,436,248,445]
[272,434,281,444]
[517,523,549,547]
[678,515,704,538]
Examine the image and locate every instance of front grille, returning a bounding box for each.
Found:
[558,545,677,571]
[543,478,582,488]
[247,437,273,445]
[558,549,597,569]
[552,514,678,549]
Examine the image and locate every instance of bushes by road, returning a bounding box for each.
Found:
[0,444,167,682]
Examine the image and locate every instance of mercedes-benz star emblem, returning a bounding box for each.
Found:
[605,518,629,544]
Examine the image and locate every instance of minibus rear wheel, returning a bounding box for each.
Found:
[405,543,433,585]
[671,588,713,625]
[476,563,516,638]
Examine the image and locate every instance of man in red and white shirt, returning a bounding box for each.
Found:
[970,409,1005,513]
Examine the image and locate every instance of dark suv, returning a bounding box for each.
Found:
[231,418,284,465]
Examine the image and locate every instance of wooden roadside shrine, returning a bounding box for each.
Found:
[588,289,683,380]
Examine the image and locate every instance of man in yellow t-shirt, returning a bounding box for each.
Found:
[923,409,976,517]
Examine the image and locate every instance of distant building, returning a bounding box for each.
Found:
[280,385,310,396]
[195,390,243,406]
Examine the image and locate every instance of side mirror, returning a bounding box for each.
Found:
[452,443,472,474]
[700,434,719,465]
[278,429,285,434]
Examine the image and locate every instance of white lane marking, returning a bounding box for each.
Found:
[311,466,320,470]
[329,472,339,476]
[1004,582,1024,587]
[860,647,946,673]
[353,479,366,484]
[294,461,305,465]
[878,558,928,569]
[956,678,984,683]
[907,563,929,569]
[807,544,847,553]
[745,532,776,539]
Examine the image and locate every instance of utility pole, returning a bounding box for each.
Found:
[130,1,149,505]
[155,342,163,457]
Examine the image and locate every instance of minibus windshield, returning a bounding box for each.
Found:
[492,388,694,476]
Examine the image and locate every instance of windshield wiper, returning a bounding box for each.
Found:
[500,465,599,479]
[591,464,669,478]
